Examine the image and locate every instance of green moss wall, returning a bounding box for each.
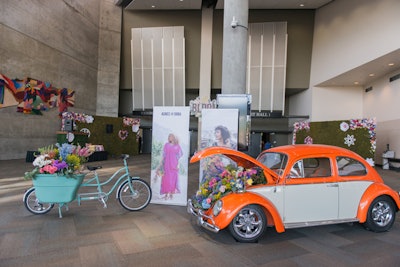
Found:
[76,116,139,157]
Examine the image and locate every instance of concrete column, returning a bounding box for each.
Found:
[96,0,122,117]
[221,0,249,94]
[199,6,214,102]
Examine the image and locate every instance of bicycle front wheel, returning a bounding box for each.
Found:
[23,187,54,215]
[117,178,152,211]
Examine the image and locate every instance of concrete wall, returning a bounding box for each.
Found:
[120,9,315,92]
[289,0,400,160]
[363,68,400,163]
[0,0,120,160]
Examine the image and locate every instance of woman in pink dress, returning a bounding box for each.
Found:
[157,133,183,200]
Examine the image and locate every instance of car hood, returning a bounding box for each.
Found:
[190,146,278,182]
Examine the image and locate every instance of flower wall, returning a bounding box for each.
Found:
[293,118,376,164]
[75,115,140,157]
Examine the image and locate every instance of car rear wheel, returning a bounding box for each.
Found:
[363,196,396,232]
[228,204,267,243]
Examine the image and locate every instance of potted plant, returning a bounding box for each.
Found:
[24,143,94,203]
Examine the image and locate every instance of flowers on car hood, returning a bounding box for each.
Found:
[191,164,266,210]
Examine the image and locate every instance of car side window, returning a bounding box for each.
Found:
[337,157,367,176]
[302,157,332,178]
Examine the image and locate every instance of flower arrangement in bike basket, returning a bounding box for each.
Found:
[191,164,266,210]
[24,143,94,180]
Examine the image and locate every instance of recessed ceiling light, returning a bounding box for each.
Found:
[369,73,375,77]
[388,63,395,66]
[151,5,155,8]
[354,81,359,85]
[300,4,305,7]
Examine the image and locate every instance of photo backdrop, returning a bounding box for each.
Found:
[150,106,190,206]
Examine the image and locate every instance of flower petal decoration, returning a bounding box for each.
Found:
[118,130,129,140]
[340,122,349,132]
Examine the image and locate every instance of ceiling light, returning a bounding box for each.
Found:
[300,4,305,7]
[354,81,359,85]
[369,73,375,77]
[151,5,155,8]
[388,63,395,66]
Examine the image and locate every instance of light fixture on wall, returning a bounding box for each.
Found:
[231,17,248,30]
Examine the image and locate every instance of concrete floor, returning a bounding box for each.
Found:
[1,154,400,267]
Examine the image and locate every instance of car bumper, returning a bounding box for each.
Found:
[187,199,220,233]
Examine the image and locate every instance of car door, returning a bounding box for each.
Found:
[283,157,339,225]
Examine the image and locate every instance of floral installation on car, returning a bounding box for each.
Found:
[191,164,267,210]
[24,143,94,180]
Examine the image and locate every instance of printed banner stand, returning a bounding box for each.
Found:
[150,106,190,206]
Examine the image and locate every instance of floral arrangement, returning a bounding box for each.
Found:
[191,164,267,210]
[24,143,94,180]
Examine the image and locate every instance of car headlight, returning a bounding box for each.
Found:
[213,200,223,216]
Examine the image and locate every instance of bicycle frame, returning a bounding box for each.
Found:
[76,156,135,206]
[24,154,151,218]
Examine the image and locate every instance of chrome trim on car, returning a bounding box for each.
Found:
[284,218,359,229]
[187,199,220,233]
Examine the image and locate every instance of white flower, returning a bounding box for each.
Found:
[32,154,52,168]
[340,122,349,132]
[85,115,94,123]
[366,158,375,166]
[344,134,356,147]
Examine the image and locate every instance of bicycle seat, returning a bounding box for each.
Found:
[121,154,129,160]
[87,165,102,171]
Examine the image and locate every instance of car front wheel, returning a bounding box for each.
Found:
[363,196,396,232]
[228,204,267,243]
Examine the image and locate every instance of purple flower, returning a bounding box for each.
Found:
[53,160,68,171]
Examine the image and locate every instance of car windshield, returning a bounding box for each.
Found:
[256,152,288,171]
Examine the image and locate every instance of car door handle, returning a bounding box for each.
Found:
[326,184,338,187]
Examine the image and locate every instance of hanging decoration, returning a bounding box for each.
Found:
[118,130,129,140]
[61,112,94,131]
[0,73,76,115]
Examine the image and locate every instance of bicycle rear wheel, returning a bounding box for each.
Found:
[117,178,152,211]
[23,187,54,215]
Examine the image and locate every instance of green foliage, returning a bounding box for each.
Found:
[76,116,139,157]
[294,120,375,159]
[151,140,163,170]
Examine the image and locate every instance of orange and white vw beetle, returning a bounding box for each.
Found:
[187,144,400,243]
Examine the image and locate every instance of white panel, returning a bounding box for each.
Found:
[175,69,185,106]
[261,67,273,111]
[273,67,285,110]
[153,69,163,106]
[249,24,262,67]
[246,22,287,112]
[132,26,185,110]
[164,69,174,106]
[143,69,153,108]
[262,23,274,66]
[274,22,287,66]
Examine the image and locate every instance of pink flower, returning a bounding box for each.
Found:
[40,165,58,174]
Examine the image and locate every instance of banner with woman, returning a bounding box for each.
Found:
[150,106,190,206]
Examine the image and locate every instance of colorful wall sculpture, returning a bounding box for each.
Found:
[0,73,75,115]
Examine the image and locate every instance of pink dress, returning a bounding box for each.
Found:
[160,142,182,194]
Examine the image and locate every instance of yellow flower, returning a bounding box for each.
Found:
[246,178,253,186]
